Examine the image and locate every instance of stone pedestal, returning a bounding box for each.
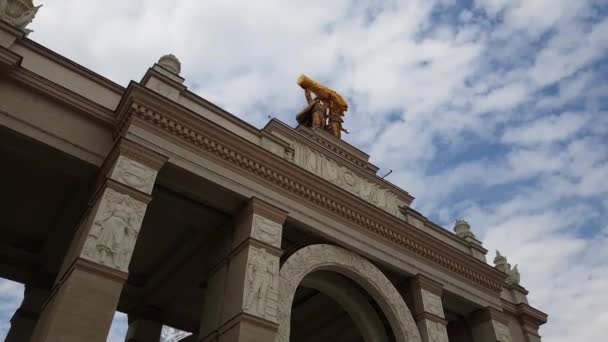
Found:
[5,286,49,342]
[470,308,513,342]
[29,138,167,342]
[125,316,163,342]
[408,275,449,342]
[199,198,287,342]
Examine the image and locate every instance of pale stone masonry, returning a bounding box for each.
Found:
[0,9,546,342]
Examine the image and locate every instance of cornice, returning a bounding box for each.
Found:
[241,196,289,226]
[0,46,22,71]
[501,299,548,328]
[8,66,117,125]
[115,83,506,295]
[19,38,125,95]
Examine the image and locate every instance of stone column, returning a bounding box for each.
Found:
[470,307,513,342]
[408,275,449,342]
[30,138,167,342]
[4,286,50,342]
[125,316,163,342]
[199,198,287,342]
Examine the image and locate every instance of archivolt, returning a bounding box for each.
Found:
[276,244,421,342]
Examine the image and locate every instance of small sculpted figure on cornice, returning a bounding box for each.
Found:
[494,250,521,286]
[0,0,41,34]
[296,74,349,139]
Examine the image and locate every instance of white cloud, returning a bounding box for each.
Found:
[0,279,23,340]
[502,112,589,145]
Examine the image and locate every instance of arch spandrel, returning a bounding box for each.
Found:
[277,244,422,342]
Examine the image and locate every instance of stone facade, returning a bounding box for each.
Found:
[0,15,547,342]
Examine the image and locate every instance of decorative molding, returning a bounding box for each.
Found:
[118,90,505,294]
[277,244,421,342]
[0,46,21,70]
[81,188,146,272]
[19,38,125,94]
[290,139,406,219]
[243,246,280,323]
[9,66,117,125]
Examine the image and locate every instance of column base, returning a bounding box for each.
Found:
[201,313,278,342]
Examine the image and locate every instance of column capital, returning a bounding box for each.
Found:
[97,137,168,196]
[238,197,288,226]
[516,303,547,339]
[232,197,288,250]
[470,306,508,326]
[411,274,444,297]
[107,137,168,171]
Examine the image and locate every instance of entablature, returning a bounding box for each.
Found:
[114,82,507,297]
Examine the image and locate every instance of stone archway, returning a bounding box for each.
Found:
[277,244,422,342]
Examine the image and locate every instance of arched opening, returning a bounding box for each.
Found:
[290,271,395,342]
[277,244,421,342]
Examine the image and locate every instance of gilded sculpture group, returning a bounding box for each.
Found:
[296,74,349,139]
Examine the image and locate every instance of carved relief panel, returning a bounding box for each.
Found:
[243,246,280,323]
[81,188,146,272]
[289,141,406,218]
[110,155,158,194]
[251,214,282,248]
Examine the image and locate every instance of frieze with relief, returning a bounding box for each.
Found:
[289,140,406,218]
[82,188,146,272]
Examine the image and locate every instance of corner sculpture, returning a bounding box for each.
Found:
[494,250,521,286]
[296,74,349,139]
[0,0,41,34]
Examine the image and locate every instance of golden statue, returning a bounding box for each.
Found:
[295,74,348,139]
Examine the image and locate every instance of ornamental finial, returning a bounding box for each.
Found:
[158,54,181,75]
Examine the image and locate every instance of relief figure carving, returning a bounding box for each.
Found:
[290,140,405,218]
[245,248,279,321]
[82,189,145,272]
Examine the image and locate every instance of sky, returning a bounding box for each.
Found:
[0,0,607,341]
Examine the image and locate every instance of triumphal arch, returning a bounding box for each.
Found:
[0,5,546,342]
